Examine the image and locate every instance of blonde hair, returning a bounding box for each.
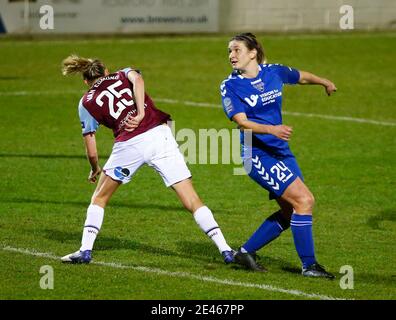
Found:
[62,54,106,81]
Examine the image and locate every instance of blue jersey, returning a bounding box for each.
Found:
[220,64,300,157]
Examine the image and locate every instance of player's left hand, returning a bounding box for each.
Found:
[324,80,337,96]
[125,113,144,132]
[88,166,102,184]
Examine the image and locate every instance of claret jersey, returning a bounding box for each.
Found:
[79,68,171,142]
[220,64,300,156]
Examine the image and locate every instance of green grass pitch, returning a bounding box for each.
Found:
[0,32,395,300]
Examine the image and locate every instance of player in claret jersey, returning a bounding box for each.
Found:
[60,55,234,265]
[220,33,337,278]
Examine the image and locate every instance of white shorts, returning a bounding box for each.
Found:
[103,124,191,187]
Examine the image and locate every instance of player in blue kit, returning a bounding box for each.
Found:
[221,33,336,278]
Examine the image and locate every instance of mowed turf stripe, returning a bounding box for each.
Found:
[3,245,348,300]
[1,90,395,127]
[1,32,395,46]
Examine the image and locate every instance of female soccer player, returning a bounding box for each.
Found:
[220,33,336,278]
[60,55,234,264]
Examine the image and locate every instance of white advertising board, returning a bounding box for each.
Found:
[0,0,219,34]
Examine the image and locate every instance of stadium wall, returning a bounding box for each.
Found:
[219,0,396,32]
[0,0,220,34]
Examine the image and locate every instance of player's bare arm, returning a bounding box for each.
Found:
[83,132,101,183]
[232,112,293,141]
[125,70,145,132]
[298,70,337,96]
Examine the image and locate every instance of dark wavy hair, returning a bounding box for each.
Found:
[230,33,266,64]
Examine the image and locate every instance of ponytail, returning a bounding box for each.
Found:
[62,54,106,81]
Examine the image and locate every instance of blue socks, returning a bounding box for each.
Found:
[241,211,317,269]
[290,214,316,268]
[242,211,288,253]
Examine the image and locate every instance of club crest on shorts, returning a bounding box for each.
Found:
[250,79,265,92]
[114,167,130,180]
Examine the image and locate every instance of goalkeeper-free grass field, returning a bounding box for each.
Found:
[0,32,395,300]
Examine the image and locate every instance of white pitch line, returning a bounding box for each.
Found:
[2,245,347,300]
[0,90,84,96]
[154,98,396,127]
[282,111,396,127]
[1,90,395,127]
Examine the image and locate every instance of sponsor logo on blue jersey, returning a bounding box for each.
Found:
[114,167,130,180]
[244,95,259,107]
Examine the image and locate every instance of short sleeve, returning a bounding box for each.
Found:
[121,67,141,77]
[220,81,246,120]
[78,100,99,136]
[272,64,300,85]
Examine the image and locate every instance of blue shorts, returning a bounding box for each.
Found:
[243,147,304,200]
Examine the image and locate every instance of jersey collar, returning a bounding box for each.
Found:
[234,64,262,79]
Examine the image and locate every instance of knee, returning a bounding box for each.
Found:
[91,194,108,208]
[295,193,315,213]
[187,195,204,213]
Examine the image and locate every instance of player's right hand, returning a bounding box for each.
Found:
[88,166,102,183]
[271,125,293,141]
[125,113,145,132]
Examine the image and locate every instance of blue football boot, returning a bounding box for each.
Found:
[222,249,236,264]
[61,250,92,264]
